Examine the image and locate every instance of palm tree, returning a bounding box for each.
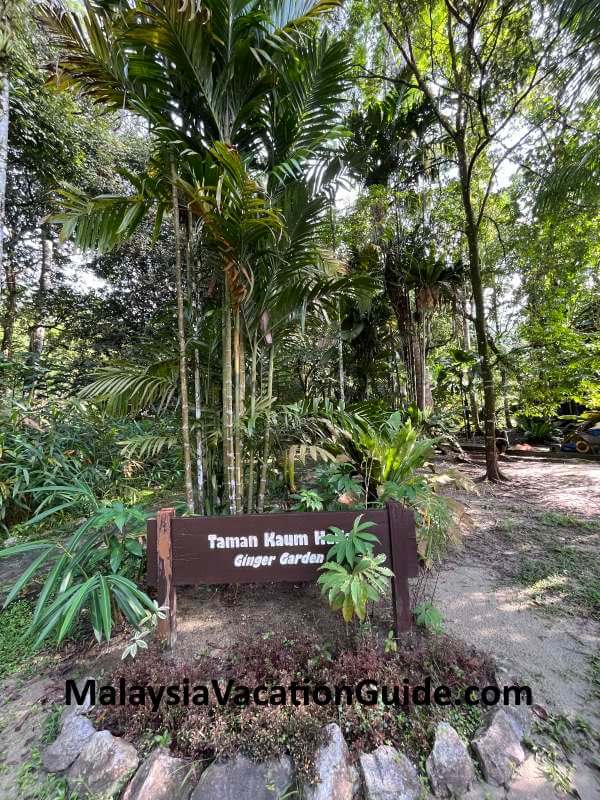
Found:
[42,0,351,513]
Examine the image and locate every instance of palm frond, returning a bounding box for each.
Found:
[79,362,178,415]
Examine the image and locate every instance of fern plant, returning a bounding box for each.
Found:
[317,515,393,623]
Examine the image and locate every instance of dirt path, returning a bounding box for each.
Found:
[435,455,600,725]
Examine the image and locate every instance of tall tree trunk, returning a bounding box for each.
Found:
[171,161,195,512]
[222,280,237,515]
[246,334,258,513]
[337,301,345,404]
[0,76,8,280]
[25,225,52,396]
[256,345,274,514]
[412,330,425,411]
[412,304,433,412]
[461,285,481,434]
[501,369,511,430]
[457,141,503,481]
[490,282,511,431]
[1,244,16,358]
[233,308,244,513]
[186,210,205,513]
[384,255,417,405]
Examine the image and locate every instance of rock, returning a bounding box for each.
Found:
[359,745,420,800]
[190,753,293,800]
[42,714,96,772]
[68,730,139,798]
[502,704,532,741]
[123,747,194,800]
[426,723,476,797]
[301,723,354,800]
[472,711,525,787]
[348,764,361,799]
[493,659,519,687]
[62,676,95,723]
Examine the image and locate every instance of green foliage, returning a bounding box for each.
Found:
[41,706,62,746]
[290,489,324,512]
[413,601,444,634]
[317,514,394,622]
[16,751,74,800]
[121,603,168,660]
[315,462,364,507]
[0,600,36,679]
[0,497,156,646]
[517,417,560,443]
[0,395,183,535]
[324,514,379,564]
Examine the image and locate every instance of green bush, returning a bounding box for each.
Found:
[0,497,156,646]
[0,397,183,535]
[317,515,393,622]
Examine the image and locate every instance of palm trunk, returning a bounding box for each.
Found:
[256,345,274,514]
[246,334,258,513]
[337,301,345,404]
[222,280,237,515]
[384,255,417,405]
[233,308,244,513]
[457,140,503,481]
[171,160,195,512]
[186,210,205,513]
[413,332,425,410]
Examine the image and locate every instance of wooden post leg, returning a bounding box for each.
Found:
[386,502,413,635]
[156,508,177,648]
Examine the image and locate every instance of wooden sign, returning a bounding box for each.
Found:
[147,503,419,647]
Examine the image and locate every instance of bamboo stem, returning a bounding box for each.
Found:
[256,345,274,514]
[222,279,237,514]
[246,334,258,513]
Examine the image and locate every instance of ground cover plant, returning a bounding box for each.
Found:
[495,510,600,619]
[94,629,493,782]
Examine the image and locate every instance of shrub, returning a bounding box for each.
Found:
[0,499,156,646]
[317,515,393,623]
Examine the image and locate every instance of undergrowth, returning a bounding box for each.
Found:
[96,630,493,783]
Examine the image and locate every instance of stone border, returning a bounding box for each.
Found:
[41,677,550,800]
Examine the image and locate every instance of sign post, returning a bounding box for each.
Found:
[148,503,419,648]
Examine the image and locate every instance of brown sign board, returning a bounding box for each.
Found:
[147,503,418,647]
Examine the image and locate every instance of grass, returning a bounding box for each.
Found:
[524,712,599,795]
[494,509,600,619]
[514,544,600,619]
[42,706,62,746]
[537,511,600,530]
[0,599,61,680]
[0,600,36,679]
[15,752,74,800]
